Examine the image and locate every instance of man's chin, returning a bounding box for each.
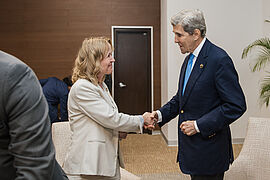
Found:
[180,50,187,54]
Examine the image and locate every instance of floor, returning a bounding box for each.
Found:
[120,134,243,176]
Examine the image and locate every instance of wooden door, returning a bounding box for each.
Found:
[113,28,152,115]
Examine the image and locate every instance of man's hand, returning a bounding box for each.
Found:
[151,111,158,121]
[142,112,157,130]
[180,120,197,136]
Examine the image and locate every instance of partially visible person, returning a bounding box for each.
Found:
[104,74,112,93]
[63,37,155,180]
[40,76,72,123]
[151,9,246,180]
[0,50,68,180]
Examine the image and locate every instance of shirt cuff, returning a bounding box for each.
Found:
[194,121,200,133]
[156,110,162,123]
[139,116,144,133]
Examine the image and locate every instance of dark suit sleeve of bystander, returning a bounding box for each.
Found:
[4,62,59,179]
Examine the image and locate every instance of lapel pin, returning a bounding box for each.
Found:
[200,64,204,69]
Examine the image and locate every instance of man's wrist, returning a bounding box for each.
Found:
[156,110,162,123]
[194,121,200,133]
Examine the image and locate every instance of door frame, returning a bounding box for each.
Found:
[111,26,154,111]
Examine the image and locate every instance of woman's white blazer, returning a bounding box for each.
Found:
[63,79,142,176]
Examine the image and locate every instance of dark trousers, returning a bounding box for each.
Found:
[190,173,224,180]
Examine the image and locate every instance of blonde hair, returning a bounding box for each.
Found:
[72,37,113,85]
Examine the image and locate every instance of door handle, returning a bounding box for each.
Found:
[119,82,127,88]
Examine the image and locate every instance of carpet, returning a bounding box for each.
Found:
[120,133,242,179]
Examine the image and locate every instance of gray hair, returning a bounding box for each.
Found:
[171,9,206,37]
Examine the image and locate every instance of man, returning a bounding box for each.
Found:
[40,76,72,123]
[0,50,68,179]
[152,9,246,180]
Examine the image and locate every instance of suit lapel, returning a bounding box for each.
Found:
[179,56,189,95]
[181,57,207,106]
[180,39,211,107]
[99,82,118,109]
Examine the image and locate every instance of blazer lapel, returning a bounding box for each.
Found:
[99,82,118,109]
[181,39,211,107]
[181,58,207,106]
[179,56,189,96]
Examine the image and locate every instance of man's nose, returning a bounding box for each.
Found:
[174,36,179,43]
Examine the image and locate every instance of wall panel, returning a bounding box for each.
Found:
[0,0,161,109]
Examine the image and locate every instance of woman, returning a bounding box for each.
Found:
[63,37,154,180]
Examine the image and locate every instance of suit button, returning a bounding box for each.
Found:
[180,110,184,114]
[208,133,216,138]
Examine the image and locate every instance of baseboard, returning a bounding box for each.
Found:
[152,130,161,135]
[232,138,245,144]
[160,130,178,146]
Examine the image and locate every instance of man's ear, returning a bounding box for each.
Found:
[193,29,201,40]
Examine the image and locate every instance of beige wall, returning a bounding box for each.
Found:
[161,0,270,145]
[263,0,270,37]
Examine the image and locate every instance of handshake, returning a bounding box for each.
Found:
[119,111,158,140]
[142,111,158,130]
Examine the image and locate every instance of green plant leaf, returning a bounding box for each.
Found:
[242,38,270,72]
[259,73,270,107]
[242,37,270,107]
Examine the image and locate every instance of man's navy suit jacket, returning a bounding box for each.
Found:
[159,39,246,175]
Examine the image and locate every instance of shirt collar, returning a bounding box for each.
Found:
[192,37,206,58]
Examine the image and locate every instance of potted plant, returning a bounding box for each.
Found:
[242,37,270,106]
